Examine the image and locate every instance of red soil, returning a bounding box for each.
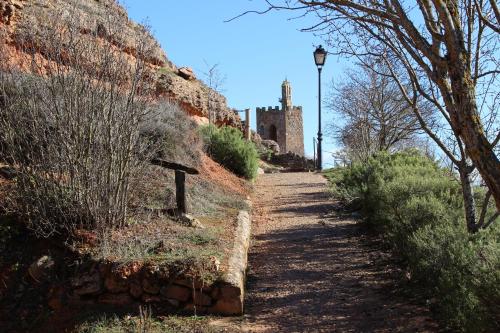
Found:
[199,154,249,197]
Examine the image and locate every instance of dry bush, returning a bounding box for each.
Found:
[139,100,203,168]
[0,11,158,237]
[127,99,204,212]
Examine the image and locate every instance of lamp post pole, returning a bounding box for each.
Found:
[313,45,327,171]
[317,66,323,171]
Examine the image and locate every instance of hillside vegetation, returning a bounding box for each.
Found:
[0,0,241,127]
[325,150,500,332]
[0,2,250,331]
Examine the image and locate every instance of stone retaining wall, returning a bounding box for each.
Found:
[65,209,251,315]
[270,152,315,172]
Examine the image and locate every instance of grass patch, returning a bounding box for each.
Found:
[96,219,222,260]
[76,313,220,333]
[157,67,177,76]
[88,217,225,285]
[180,229,218,246]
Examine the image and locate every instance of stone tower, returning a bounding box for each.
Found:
[256,80,305,156]
[281,79,292,111]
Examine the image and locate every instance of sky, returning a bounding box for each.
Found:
[123,0,351,167]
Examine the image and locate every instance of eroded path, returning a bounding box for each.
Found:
[240,172,439,333]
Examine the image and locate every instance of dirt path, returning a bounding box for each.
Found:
[239,172,439,333]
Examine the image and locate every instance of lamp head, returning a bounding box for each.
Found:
[313,45,327,67]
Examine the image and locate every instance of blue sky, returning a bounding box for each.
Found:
[123,0,350,167]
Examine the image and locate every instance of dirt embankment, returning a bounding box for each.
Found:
[0,0,242,128]
[0,154,251,332]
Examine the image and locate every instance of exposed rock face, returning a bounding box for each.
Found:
[177,66,196,81]
[157,71,241,127]
[0,0,23,25]
[28,255,54,283]
[0,0,241,127]
[261,140,280,154]
[1,0,170,68]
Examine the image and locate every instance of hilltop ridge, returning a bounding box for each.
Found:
[0,0,241,127]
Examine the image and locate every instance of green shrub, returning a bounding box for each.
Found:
[201,125,258,180]
[408,223,500,331]
[325,150,500,332]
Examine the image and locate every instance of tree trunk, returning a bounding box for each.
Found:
[456,94,500,213]
[458,167,479,233]
[448,60,500,213]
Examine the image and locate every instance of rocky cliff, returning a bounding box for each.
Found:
[0,0,241,127]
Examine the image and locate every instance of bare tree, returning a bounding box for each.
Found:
[328,63,428,161]
[238,0,499,231]
[202,62,226,128]
[0,10,157,236]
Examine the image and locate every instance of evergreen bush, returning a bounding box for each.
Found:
[201,125,258,180]
[325,150,500,332]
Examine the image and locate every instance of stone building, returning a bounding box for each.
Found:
[256,80,305,156]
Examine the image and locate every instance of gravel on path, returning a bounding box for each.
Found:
[240,172,440,333]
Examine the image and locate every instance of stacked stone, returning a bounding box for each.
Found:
[66,209,251,316]
[271,152,315,172]
[68,261,243,315]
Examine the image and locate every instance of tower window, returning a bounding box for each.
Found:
[269,125,278,142]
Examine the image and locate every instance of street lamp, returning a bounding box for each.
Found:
[313,45,327,170]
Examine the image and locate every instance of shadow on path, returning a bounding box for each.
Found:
[242,172,440,333]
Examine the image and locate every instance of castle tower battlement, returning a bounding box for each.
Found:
[256,105,303,113]
[256,80,305,156]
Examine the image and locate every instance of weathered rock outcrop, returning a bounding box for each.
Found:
[1,0,171,68]
[157,71,241,127]
[0,0,241,127]
[0,0,23,25]
[261,140,280,154]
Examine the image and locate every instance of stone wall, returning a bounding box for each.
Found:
[285,108,305,156]
[256,80,305,156]
[63,208,252,316]
[68,261,239,314]
[270,152,315,172]
[256,107,287,153]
